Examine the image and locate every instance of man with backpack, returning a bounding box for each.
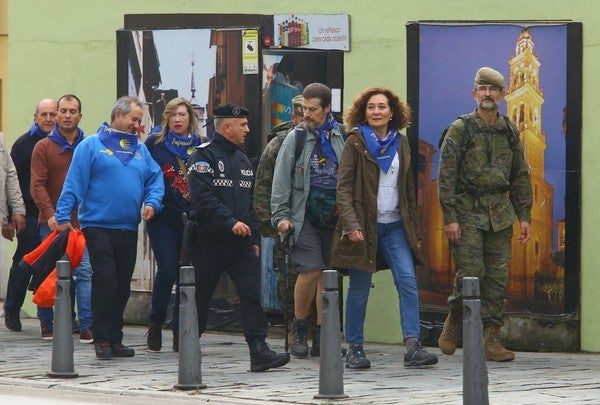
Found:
[254,95,316,352]
[271,83,345,358]
[437,66,532,362]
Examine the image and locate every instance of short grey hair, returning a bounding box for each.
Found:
[111,96,143,122]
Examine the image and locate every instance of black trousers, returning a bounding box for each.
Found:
[4,216,40,311]
[193,237,268,341]
[83,227,137,344]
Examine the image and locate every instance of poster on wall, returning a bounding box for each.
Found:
[273,14,350,51]
[406,22,582,317]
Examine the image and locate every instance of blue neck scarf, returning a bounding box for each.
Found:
[29,123,48,138]
[358,125,400,173]
[97,124,139,165]
[314,113,338,162]
[165,131,200,159]
[48,125,84,153]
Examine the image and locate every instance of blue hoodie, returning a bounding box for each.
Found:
[55,131,164,231]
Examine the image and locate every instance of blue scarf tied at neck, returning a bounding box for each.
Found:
[48,125,84,153]
[358,124,400,173]
[97,124,139,166]
[314,112,338,162]
[29,123,48,138]
[165,131,200,159]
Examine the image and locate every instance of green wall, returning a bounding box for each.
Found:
[8,0,600,351]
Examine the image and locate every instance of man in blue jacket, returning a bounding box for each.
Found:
[55,96,164,360]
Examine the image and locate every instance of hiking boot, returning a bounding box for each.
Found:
[438,310,461,355]
[404,340,438,367]
[79,329,94,344]
[172,331,179,352]
[310,325,321,357]
[345,344,371,369]
[147,322,162,351]
[4,306,21,332]
[95,342,113,360]
[72,319,80,334]
[111,343,135,358]
[290,318,309,358]
[484,324,515,362]
[40,322,53,340]
[248,338,290,372]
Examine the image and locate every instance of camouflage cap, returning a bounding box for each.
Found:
[291,95,303,116]
[474,67,505,88]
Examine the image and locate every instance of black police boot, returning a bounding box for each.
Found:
[248,338,290,372]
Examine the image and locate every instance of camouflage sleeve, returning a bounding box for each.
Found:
[437,119,466,225]
[508,125,533,223]
[253,138,279,237]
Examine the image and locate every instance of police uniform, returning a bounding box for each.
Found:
[188,105,290,373]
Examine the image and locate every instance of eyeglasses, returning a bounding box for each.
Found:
[475,85,502,93]
[37,112,58,118]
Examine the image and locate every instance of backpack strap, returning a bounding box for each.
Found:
[294,127,307,163]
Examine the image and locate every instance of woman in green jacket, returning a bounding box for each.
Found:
[331,87,437,370]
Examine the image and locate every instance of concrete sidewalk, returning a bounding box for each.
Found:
[0,315,599,404]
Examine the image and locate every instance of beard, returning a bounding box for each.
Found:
[303,119,317,131]
[479,98,497,111]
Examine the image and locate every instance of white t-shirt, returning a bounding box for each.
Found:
[377,152,402,224]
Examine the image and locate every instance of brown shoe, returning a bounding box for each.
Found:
[438,311,461,355]
[483,324,515,362]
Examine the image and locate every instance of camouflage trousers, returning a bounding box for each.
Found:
[448,225,512,326]
[274,239,317,334]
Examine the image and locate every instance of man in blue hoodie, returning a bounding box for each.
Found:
[55,96,164,360]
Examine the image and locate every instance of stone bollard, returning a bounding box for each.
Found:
[174,266,206,390]
[314,270,348,399]
[463,277,489,405]
[48,260,78,378]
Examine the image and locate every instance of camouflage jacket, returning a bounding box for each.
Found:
[253,121,294,237]
[437,111,532,231]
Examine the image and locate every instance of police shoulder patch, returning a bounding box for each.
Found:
[192,161,212,174]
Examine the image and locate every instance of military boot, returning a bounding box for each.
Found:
[290,318,309,357]
[438,310,461,355]
[483,324,515,362]
[248,338,291,372]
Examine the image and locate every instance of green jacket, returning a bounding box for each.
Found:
[330,128,423,273]
[437,111,532,231]
[253,121,294,237]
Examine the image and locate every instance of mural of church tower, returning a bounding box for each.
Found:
[504,29,557,302]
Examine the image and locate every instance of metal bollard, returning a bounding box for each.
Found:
[174,266,206,390]
[48,260,78,378]
[314,270,348,399]
[462,277,489,405]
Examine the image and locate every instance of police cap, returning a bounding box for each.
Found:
[212,104,250,118]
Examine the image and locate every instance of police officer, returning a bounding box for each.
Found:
[437,67,532,362]
[188,104,290,372]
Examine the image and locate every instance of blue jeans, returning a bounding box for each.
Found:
[40,224,93,331]
[146,213,183,332]
[345,221,421,344]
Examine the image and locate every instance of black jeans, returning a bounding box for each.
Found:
[83,227,137,344]
[193,237,268,341]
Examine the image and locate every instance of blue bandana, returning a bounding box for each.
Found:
[358,125,400,173]
[48,125,84,153]
[314,112,338,162]
[29,123,49,138]
[165,131,200,159]
[97,124,139,165]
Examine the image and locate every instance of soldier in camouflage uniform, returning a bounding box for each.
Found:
[253,95,317,352]
[437,67,532,362]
